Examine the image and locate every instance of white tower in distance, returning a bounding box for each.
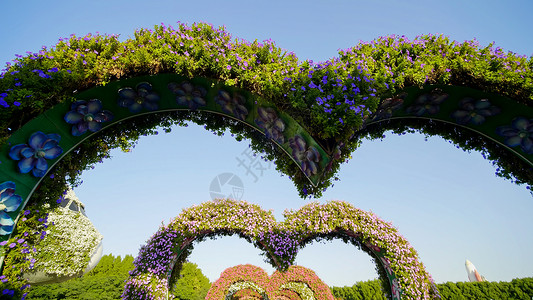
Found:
[465,259,486,282]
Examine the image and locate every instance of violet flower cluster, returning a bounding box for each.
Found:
[259,230,299,270]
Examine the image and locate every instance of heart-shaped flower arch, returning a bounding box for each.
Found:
[0,22,531,297]
[122,199,438,300]
[206,264,335,300]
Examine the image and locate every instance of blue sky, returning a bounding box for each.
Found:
[2,0,533,287]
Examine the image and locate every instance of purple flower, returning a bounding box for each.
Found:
[168,81,207,110]
[289,135,321,177]
[0,181,22,235]
[255,107,286,144]
[214,90,248,121]
[260,230,299,268]
[118,82,160,113]
[451,97,500,125]
[8,131,63,177]
[406,89,448,116]
[496,117,533,154]
[64,99,113,136]
[32,69,51,79]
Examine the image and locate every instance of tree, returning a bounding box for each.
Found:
[330,278,533,300]
[172,262,211,300]
[27,254,134,299]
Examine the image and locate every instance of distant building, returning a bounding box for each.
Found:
[465,259,486,282]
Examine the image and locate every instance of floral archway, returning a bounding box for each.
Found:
[206,264,336,300]
[122,199,438,300]
[0,21,531,298]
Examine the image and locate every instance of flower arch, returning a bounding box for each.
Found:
[206,264,335,300]
[122,199,438,300]
[207,264,270,300]
[0,21,531,297]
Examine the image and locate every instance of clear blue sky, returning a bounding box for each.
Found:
[1,0,533,287]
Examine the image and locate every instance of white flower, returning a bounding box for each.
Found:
[27,190,103,278]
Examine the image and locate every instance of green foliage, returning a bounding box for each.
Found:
[171,262,211,300]
[26,254,135,299]
[25,254,212,300]
[27,276,128,300]
[1,23,532,201]
[332,280,387,300]
[436,279,533,300]
[330,278,533,300]
[84,254,135,278]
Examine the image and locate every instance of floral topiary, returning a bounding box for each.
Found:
[1,22,532,298]
[122,199,438,300]
[22,189,103,284]
[206,264,334,300]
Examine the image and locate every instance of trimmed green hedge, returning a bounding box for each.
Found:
[331,277,533,300]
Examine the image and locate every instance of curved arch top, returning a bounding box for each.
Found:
[0,23,532,202]
[365,84,533,169]
[0,21,532,297]
[0,22,532,250]
[0,74,331,241]
[123,199,438,300]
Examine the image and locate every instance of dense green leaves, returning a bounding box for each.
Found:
[331,278,533,300]
[23,254,533,300]
[171,263,211,300]
[27,254,135,299]
[25,255,212,300]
